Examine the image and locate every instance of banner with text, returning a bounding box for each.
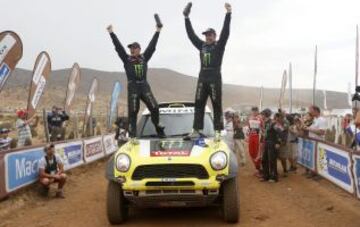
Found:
[83,136,104,163]
[317,142,354,194]
[297,138,316,171]
[55,141,84,171]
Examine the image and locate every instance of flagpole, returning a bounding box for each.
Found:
[289,62,293,113]
[313,45,318,106]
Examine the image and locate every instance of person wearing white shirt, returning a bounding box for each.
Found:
[305,105,326,140]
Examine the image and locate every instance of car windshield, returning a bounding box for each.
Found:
[138,112,215,138]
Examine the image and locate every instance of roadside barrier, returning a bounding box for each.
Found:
[298,137,359,198]
[0,134,117,200]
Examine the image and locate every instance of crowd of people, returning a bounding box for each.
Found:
[224,105,329,183]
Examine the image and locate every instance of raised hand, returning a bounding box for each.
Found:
[183,2,192,17]
[107,25,113,33]
[225,3,232,13]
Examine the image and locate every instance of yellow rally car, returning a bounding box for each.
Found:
[105,102,239,224]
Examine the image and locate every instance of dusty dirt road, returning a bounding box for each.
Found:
[1,155,360,227]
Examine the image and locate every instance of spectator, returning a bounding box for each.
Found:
[115,116,128,147]
[275,112,289,177]
[15,109,34,147]
[261,109,282,183]
[47,106,69,142]
[288,115,301,172]
[0,128,12,151]
[224,110,235,152]
[247,106,264,178]
[233,112,246,167]
[39,144,67,198]
[304,105,327,140]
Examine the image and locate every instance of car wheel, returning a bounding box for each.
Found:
[106,180,128,224]
[222,177,239,223]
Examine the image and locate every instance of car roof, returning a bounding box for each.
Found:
[142,101,211,115]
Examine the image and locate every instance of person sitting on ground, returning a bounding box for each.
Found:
[39,144,67,198]
[47,106,70,142]
[0,128,12,152]
[15,109,35,147]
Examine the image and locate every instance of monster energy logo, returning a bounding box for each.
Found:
[134,64,144,78]
[203,53,211,66]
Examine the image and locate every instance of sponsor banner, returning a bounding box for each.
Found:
[4,147,44,193]
[27,51,51,118]
[297,138,316,171]
[84,136,104,163]
[55,141,84,171]
[0,31,23,93]
[83,78,98,135]
[317,142,354,193]
[103,134,118,155]
[108,81,121,129]
[353,154,360,199]
[64,63,81,112]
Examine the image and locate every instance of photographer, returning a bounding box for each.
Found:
[47,106,69,142]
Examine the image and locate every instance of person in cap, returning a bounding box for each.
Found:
[39,143,67,198]
[0,128,12,152]
[47,106,69,142]
[183,2,232,141]
[107,16,165,144]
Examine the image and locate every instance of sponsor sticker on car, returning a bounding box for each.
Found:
[150,150,190,157]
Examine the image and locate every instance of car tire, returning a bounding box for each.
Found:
[107,180,128,224]
[222,177,239,223]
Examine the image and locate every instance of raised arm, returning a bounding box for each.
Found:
[143,29,161,62]
[218,3,232,48]
[107,25,128,62]
[183,3,203,50]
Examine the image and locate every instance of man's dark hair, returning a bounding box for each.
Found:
[311,105,321,114]
[251,106,259,112]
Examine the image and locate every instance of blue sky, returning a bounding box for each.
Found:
[2,0,360,92]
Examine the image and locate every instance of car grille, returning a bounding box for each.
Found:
[132,164,209,180]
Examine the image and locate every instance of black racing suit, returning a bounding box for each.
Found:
[185,13,231,131]
[109,32,161,138]
[262,120,282,181]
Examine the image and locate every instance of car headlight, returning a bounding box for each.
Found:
[115,153,131,172]
[210,151,228,170]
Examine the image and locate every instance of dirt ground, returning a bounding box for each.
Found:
[1,152,360,227]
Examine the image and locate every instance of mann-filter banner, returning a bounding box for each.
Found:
[64,63,81,112]
[84,136,104,163]
[317,142,354,194]
[0,31,23,93]
[83,78,98,134]
[4,147,44,193]
[55,140,84,171]
[297,138,316,171]
[352,154,360,199]
[108,81,121,129]
[27,51,51,118]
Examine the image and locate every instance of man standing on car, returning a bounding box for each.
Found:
[183,2,232,142]
[107,16,165,144]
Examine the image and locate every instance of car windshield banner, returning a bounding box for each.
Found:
[352,154,360,198]
[4,147,44,193]
[27,51,51,119]
[0,31,23,93]
[317,142,354,193]
[297,137,316,171]
[84,136,104,163]
[108,81,121,130]
[55,140,84,171]
[64,63,81,113]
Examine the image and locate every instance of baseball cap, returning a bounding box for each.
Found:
[127,42,141,49]
[202,28,216,35]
